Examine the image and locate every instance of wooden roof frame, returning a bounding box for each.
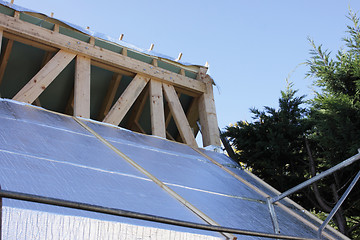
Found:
[0,9,220,147]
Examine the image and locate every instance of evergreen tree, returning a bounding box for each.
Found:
[306,10,360,237]
[223,83,311,204]
[223,11,360,238]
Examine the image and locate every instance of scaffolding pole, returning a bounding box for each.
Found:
[270,152,360,204]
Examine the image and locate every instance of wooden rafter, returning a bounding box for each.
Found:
[0,38,13,86]
[3,32,57,52]
[162,83,197,147]
[74,55,91,118]
[0,13,206,94]
[126,85,149,131]
[98,73,122,121]
[13,50,76,103]
[103,74,149,126]
[149,79,165,138]
[32,51,56,107]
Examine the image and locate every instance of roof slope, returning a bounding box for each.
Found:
[0,99,346,239]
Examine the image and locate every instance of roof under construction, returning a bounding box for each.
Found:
[0,1,351,239]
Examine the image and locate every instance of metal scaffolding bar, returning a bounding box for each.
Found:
[0,188,316,240]
[270,152,360,204]
[317,170,360,239]
[267,198,280,235]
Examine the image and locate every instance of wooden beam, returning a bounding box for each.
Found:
[53,24,59,33]
[0,39,13,86]
[3,32,57,52]
[97,73,122,120]
[40,51,55,67]
[186,97,200,132]
[74,55,91,118]
[125,85,149,130]
[149,79,165,138]
[198,69,221,147]
[166,131,176,141]
[165,92,181,128]
[91,60,135,77]
[103,74,149,126]
[162,83,197,147]
[176,97,199,142]
[13,50,76,103]
[32,51,55,107]
[0,14,206,94]
[134,122,146,134]
[0,29,2,55]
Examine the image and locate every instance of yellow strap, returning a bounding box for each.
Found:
[73,117,235,240]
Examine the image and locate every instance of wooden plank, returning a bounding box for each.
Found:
[0,14,206,94]
[198,73,221,147]
[162,83,197,147]
[32,51,55,106]
[0,39,13,86]
[3,32,57,52]
[103,74,149,126]
[149,79,165,138]
[13,50,76,103]
[74,55,91,118]
[97,73,122,120]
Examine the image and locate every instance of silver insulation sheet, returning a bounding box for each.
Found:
[0,99,340,239]
[0,99,220,239]
[84,119,340,240]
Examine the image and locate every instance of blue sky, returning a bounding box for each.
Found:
[13,0,360,130]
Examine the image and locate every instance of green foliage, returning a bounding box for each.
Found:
[224,83,311,196]
[305,10,360,238]
[223,10,360,238]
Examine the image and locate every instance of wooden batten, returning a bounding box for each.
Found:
[74,55,91,118]
[13,50,76,103]
[103,74,149,126]
[149,79,165,138]
[163,83,197,147]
